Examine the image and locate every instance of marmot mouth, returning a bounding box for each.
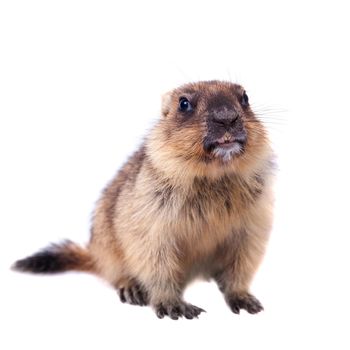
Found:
[216,141,238,149]
[216,141,242,151]
[203,135,246,155]
[212,141,245,161]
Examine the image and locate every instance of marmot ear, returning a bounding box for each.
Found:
[161,91,172,117]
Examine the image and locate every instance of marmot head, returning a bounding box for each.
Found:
[148,81,271,180]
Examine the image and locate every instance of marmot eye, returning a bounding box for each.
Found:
[179,97,193,112]
[241,91,249,108]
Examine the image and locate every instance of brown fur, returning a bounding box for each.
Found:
[13,80,275,319]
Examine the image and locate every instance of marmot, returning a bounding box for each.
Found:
[13,80,275,320]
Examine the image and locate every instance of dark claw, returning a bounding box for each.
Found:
[156,305,166,319]
[168,306,182,320]
[184,313,194,319]
[118,288,126,303]
[184,307,195,319]
[127,287,135,304]
[229,302,241,314]
[193,306,206,315]
[135,286,148,306]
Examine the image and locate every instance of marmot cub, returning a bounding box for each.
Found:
[13,80,275,320]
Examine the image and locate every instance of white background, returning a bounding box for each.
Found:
[0,1,349,349]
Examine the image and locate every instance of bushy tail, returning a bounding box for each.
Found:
[12,240,94,274]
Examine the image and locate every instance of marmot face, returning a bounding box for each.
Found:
[152,80,269,178]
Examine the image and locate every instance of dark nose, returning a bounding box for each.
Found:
[211,108,238,127]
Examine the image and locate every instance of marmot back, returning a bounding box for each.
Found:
[13,80,275,320]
